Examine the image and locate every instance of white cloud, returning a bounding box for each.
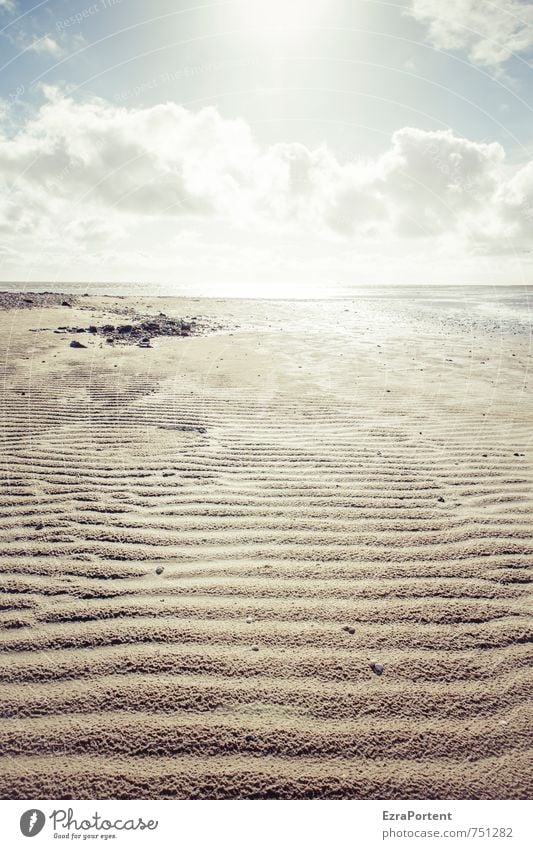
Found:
[408,0,533,68]
[4,19,85,60]
[28,35,63,57]
[0,89,532,284]
[378,127,505,237]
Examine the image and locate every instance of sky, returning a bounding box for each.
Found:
[1,0,533,293]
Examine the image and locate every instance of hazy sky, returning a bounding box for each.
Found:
[1,0,533,292]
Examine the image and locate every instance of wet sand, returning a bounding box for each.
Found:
[0,290,531,799]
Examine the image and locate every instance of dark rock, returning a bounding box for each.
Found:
[155,567,164,575]
[102,325,115,333]
[370,662,384,676]
[61,301,72,307]
[342,626,355,635]
[118,325,133,334]
[437,496,445,503]
[70,340,87,349]
[251,645,260,652]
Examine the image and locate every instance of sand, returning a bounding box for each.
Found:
[0,289,531,800]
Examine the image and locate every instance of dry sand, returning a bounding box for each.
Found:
[0,290,531,800]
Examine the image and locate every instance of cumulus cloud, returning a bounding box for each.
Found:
[379,127,505,237]
[408,0,533,68]
[0,88,531,275]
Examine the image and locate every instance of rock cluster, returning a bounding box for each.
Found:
[58,316,196,347]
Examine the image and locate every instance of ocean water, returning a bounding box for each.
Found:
[1,281,533,327]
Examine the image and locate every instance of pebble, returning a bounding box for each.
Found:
[437,496,445,503]
[155,567,164,575]
[251,645,260,652]
[370,662,384,676]
[246,617,253,624]
[342,626,355,635]
[70,340,87,349]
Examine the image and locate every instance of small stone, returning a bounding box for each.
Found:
[370,662,384,676]
[155,566,164,575]
[342,626,355,635]
[35,522,44,531]
[437,496,445,503]
[70,340,87,349]
[246,617,253,624]
[251,645,260,652]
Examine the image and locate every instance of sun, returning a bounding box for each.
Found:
[235,0,329,36]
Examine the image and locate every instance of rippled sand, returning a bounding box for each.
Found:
[0,290,531,799]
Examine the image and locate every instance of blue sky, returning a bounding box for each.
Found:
[1,0,533,290]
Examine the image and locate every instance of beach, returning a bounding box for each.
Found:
[0,288,531,800]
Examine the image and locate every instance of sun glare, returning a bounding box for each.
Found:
[235,0,329,36]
